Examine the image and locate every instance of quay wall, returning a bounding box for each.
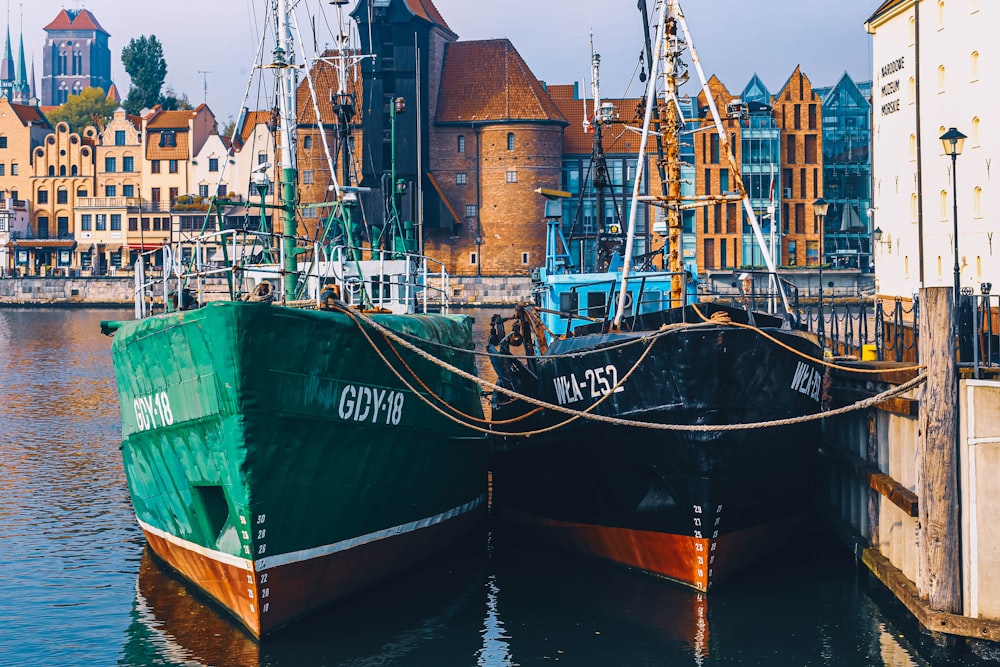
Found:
[0,275,533,307]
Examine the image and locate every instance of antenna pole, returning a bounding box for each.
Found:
[197,70,211,105]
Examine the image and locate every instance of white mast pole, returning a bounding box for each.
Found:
[613,0,667,329]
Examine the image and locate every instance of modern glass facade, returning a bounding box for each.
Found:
[816,75,873,271]
[561,144,647,272]
[739,75,782,268]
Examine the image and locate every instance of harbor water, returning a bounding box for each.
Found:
[1,307,997,666]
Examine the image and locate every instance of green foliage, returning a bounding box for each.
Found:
[44,87,118,133]
[122,35,167,114]
[160,86,193,111]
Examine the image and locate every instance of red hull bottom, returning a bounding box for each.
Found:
[500,507,805,590]
[142,506,485,637]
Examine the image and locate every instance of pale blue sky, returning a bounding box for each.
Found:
[15,1,873,118]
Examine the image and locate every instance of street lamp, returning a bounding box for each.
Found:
[813,197,829,348]
[940,127,966,308]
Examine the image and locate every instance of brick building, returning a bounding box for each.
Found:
[41,9,113,106]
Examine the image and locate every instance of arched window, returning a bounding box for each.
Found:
[59,165,66,176]
[48,165,54,176]
[457,135,465,153]
[303,136,312,149]
[71,165,78,176]
[507,132,515,151]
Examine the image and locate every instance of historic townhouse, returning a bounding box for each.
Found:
[29,122,96,273]
[867,0,998,297]
[77,107,143,273]
[139,105,216,255]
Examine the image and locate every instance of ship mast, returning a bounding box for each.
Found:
[275,0,299,302]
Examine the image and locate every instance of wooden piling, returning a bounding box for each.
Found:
[917,286,961,613]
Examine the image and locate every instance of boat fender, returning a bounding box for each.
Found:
[508,321,523,347]
[250,281,275,303]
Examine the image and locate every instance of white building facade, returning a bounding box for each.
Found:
[866,0,997,297]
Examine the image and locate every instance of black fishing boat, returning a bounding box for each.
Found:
[488,0,825,591]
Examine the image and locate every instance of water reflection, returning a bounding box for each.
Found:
[3,308,1000,666]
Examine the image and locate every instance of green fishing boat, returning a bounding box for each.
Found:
[101,0,486,638]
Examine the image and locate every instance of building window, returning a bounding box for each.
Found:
[123,184,135,197]
[456,172,467,185]
[159,131,177,147]
[123,156,134,172]
[128,217,138,231]
[258,153,267,165]
[506,169,517,183]
[151,160,160,174]
[217,184,226,197]
[169,160,178,173]
[77,188,87,197]
[106,185,117,197]
[10,162,17,175]
[141,217,150,231]
[96,214,107,231]
[111,214,122,231]
[209,157,219,172]
[151,188,161,203]
[469,252,478,265]
[303,136,312,150]
[303,170,314,184]
[0,136,6,148]
[199,184,209,197]
[80,214,92,231]
[169,187,179,203]
[465,204,477,218]
[507,132,515,151]
[38,189,48,204]
[37,216,49,237]
[0,164,5,176]
[521,252,529,265]
[57,189,68,204]
[458,135,465,153]
[115,130,126,146]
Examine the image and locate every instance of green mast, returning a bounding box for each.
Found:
[276,0,299,303]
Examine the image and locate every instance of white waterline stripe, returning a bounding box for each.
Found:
[255,493,487,572]
[134,493,486,574]
[136,518,254,570]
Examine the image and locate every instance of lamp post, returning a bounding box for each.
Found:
[940,127,966,309]
[813,197,829,347]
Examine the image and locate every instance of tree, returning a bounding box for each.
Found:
[122,35,167,114]
[159,86,193,111]
[45,87,118,134]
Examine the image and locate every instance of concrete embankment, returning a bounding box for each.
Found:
[0,275,533,307]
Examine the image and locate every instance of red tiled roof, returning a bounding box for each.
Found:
[44,9,109,35]
[11,103,52,129]
[146,109,195,129]
[436,40,566,124]
[547,83,644,154]
[240,110,275,143]
[296,51,362,127]
[404,0,453,35]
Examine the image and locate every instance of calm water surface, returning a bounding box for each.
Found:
[0,307,996,666]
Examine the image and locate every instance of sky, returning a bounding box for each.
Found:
[12,1,874,119]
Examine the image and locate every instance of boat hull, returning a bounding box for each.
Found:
[109,301,488,636]
[491,309,823,590]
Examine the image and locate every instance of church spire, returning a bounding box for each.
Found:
[12,4,26,103]
[0,2,14,88]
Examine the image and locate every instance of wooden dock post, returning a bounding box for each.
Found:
[917,286,961,613]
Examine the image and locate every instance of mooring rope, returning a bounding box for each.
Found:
[337,304,928,434]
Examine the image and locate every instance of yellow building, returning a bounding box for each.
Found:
[29,122,96,274]
[76,107,143,273]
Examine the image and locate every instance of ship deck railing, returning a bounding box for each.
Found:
[128,229,451,319]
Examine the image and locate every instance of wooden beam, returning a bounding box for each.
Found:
[918,286,961,614]
[869,472,918,517]
[863,548,1000,642]
[833,387,919,417]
